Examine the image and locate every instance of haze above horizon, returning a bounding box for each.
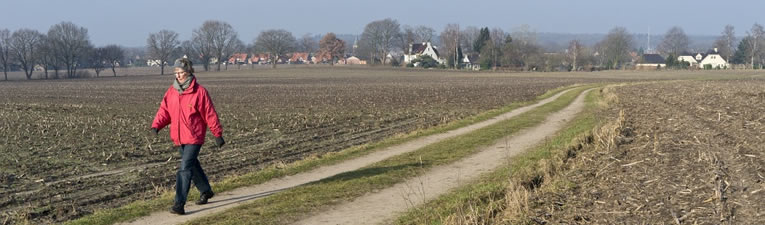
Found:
[0,0,763,46]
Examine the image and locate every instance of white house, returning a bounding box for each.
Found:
[404,42,444,64]
[462,54,480,70]
[147,59,165,67]
[678,48,729,68]
[698,52,728,68]
[677,54,701,66]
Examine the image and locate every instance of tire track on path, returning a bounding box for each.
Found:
[119,88,575,225]
[293,89,591,225]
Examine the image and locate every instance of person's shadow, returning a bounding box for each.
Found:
[184,163,420,215]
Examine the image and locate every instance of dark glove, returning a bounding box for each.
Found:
[151,128,159,135]
[215,136,225,148]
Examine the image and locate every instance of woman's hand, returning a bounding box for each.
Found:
[215,136,225,148]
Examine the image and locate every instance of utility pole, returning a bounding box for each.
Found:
[647,26,651,53]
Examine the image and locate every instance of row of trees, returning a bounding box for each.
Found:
[146,20,349,73]
[656,23,765,68]
[352,18,765,70]
[141,20,765,71]
[0,22,126,80]
[351,18,605,70]
[4,20,765,80]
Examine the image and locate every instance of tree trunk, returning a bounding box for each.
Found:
[3,69,6,81]
[24,69,31,80]
[272,55,277,68]
[492,48,497,71]
[572,55,577,72]
[752,40,757,69]
[44,68,48,79]
[112,65,117,77]
[160,65,165,75]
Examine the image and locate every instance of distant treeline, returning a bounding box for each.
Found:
[2,20,764,81]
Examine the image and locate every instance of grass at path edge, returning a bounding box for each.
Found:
[183,85,598,225]
[65,84,585,225]
[394,86,604,225]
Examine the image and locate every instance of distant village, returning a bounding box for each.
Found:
[2,19,764,80]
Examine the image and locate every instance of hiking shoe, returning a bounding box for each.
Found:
[170,204,185,215]
[196,191,214,205]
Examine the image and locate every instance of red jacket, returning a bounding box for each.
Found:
[152,78,223,146]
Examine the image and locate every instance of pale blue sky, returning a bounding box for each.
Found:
[0,0,762,47]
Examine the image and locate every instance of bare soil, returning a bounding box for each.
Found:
[116,84,577,225]
[527,80,765,224]
[0,67,595,224]
[291,89,591,225]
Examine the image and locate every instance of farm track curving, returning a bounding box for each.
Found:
[0,71,595,224]
[118,88,578,225]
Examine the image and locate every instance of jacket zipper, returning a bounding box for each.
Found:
[178,91,182,146]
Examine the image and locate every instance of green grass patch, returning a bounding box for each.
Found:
[183,85,598,225]
[65,85,583,225]
[394,86,604,225]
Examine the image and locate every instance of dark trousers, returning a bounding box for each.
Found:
[174,144,212,206]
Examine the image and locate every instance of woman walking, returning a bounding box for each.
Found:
[151,58,224,215]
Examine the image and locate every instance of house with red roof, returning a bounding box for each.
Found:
[228,53,249,65]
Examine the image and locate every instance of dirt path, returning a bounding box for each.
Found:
[293,89,591,225]
[118,89,574,225]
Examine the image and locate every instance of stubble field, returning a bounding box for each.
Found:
[526,79,765,224]
[0,67,603,224]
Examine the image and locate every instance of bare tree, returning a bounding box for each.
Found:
[299,33,317,54]
[598,27,634,69]
[192,20,241,71]
[414,25,435,43]
[460,26,480,54]
[254,29,296,68]
[47,22,92,78]
[504,25,542,70]
[10,29,43,80]
[0,29,10,80]
[37,36,60,79]
[359,18,401,65]
[511,25,537,46]
[486,28,505,70]
[146,30,179,75]
[440,24,460,68]
[103,45,124,76]
[401,25,416,54]
[713,25,736,64]
[658,26,689,56]
[568,40,583,71]
[179,40,200,63]
[748,23,764,68]
[318,32,346,65]
[189,30,212,71]
[401,25,437,55]
[223,39,244,70]
[90,47,106,77]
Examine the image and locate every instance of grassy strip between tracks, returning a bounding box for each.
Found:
[394,85,606,225]
[182,85,597,225]
[64,84,583,225]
